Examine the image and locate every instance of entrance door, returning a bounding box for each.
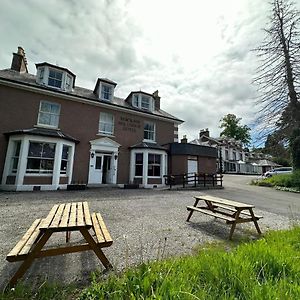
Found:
[188,159,198,174]
[102,155,111,184]
[93,154,104,183]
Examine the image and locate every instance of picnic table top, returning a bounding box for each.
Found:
[39,201,93,231]
[194,195,255,209]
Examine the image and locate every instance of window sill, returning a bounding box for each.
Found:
[35,124,60,130]
[143,139,156,143]
[97,133,115,137]
[25,173,53,177]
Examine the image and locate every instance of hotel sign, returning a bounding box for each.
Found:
[118,116,141,133]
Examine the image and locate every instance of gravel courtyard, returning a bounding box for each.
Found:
[0,185,295,288]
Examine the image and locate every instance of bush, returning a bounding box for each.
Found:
[255,170,300,189]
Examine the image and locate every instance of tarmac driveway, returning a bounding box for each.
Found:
[0,175,298,288]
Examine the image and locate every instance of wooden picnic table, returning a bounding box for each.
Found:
[6,201,113,287]
[186,195,262,240]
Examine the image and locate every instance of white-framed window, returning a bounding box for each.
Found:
[131,93,153,111]
[48,69,63,88]
[141,95,151,110]
[10,140,21,174]
[99,112,114,135]
[65,74,72,90]
[148,153,161,177]
[39,67,44,81]
[144,122,155,141]
[60,145,71,174]
[133,94,139,107]
[135,153,143,176]
[26,142,56,174]
[101,84,113,101]
[38,101,60,128]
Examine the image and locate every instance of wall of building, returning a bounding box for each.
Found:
[0,84,176,185]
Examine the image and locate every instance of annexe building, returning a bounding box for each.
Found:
[0,47,184,191]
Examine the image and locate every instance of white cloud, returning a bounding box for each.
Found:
[0,0,287,145]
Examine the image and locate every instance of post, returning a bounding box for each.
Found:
[204,173,206,187]
[183,174,185,188]
[194,173,197,187]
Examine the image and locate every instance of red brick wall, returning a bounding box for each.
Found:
[0,84,175,184]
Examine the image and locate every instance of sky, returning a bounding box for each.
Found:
[1,0,298,144]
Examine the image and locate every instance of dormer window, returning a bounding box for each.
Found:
[101,84,113,101]
[133,94,139,107]
[141,95,151,110]
[35,63,75,92]
[48,69,63,88]
[94,78,117,102]
[131,93,154,112]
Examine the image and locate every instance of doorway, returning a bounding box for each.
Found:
[89,153,112,184]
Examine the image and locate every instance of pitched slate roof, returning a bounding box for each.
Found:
[129,142,167,150]
[0,69,183,123]
[4,127,79,143]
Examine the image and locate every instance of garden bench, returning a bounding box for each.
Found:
[6,202,113,287]
[187,195,262,239]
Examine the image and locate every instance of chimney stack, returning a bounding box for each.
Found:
[11,46,28,73]
[199,128,209,139]
[152,90,160,110]
[181,135,188,143]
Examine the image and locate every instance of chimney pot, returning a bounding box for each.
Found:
[11,46,28,73]
[153,90,160,110]
[181,135,188,143]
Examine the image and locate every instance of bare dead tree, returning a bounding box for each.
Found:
[254,0,300,168]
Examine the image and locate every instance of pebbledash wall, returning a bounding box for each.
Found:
[0,47,183,191]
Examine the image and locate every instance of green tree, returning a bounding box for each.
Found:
[219,114,251,145]
[254,0,300,169]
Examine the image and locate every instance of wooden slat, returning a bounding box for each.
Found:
[186,206,235,222]
[60,203,71,228]
[19,223,42,255]
[77,202,84,226]
[68,203,77,227]
[50,204,65,228]
[195,195,254,209]
[91,213,105,243]
[83,201,92,226]
[96,213,113,243]
[210,203,263,219]
[7,219,42,258]
[39,205,59,229]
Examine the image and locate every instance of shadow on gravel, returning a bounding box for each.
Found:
[187,220,261,242]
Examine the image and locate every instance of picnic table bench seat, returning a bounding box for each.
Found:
[186,206,236,222]
[91,212,113,247]
[7,219,43,262]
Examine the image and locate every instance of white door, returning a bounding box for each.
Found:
[88,154,104,184]
[188,159,198,174]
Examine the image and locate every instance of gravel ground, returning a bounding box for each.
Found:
[0,187,294,289]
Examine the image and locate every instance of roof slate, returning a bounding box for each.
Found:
[0,69,183,123]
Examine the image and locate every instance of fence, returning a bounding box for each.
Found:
[163,173,223,189]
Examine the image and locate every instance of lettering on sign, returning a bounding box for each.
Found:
[118,116,141,132]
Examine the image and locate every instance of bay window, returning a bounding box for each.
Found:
[148,154,161,177]
[26,142,56,174]
[60,145,71,174]
[135,153,143,176]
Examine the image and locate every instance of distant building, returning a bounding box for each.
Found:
[190,129,279,175]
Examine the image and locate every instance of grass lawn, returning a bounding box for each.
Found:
[2,226,300,299]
